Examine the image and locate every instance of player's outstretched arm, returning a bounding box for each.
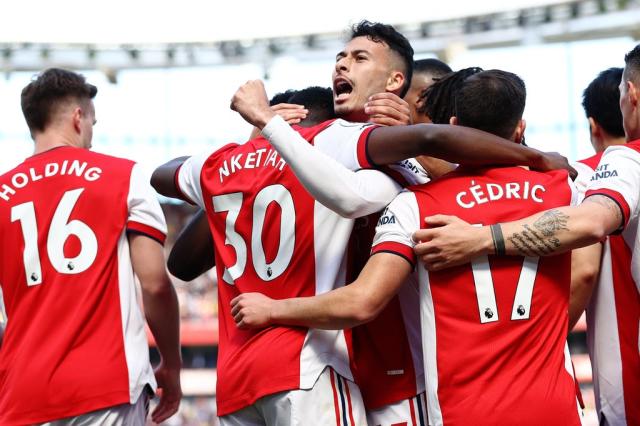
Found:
[231,80,402,218]
[413,195,621,270]
[231,253,412,330]
[167,210,215,281]
[151,156,190,200]
[569,243,601,330]
[365,124,576,177]
[129,234,182,423]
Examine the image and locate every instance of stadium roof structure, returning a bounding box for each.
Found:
[1,0,638,74]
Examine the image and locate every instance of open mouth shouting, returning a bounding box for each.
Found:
[333,77,354,103]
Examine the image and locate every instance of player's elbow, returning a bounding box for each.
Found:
[573,263,600,290]
[167,254,200,282]
[150,169,165,194]
[140,274,174,298]
[335,202,367,219]
[349,291,385,325]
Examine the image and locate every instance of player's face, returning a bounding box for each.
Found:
[405,72,436,124]
[333,36,395,122]
[80,101,96,149]
[619,69,640,141]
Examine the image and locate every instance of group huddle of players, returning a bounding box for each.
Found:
[0,19,638,426]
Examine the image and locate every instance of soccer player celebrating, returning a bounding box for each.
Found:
[232,69,583,425]
[413,44,640,426]
[0,69,182,425]
[156,21,574,425]
[570,66,639,425]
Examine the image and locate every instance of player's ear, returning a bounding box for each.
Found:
[629,80,638,107]
[516,119,526,143]
[72,107,82,133]
[385,71,405,94]
[588,117,601,138]
[449,116,458,126]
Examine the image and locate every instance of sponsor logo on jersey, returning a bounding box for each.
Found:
[377,207,396,225]
[399,159,421,175]
[589,163,618,181]
[456,180,546,209]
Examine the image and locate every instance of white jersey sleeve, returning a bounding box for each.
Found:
[126,163,168,244]
[0,287,5,325]
[176,153,209,209]
[370,191,421,267]
[261,115,402,218]
[585,144,640,229]
[572,160,595,203]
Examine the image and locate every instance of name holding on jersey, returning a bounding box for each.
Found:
[218,148,286,183]
[0,160,102,202]
[456,180,546,209]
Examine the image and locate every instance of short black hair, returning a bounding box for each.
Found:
[21,68,97,134]
[455,69,526,140]
[414,58,452,78]
[419,67,483,124]
[624,44,640,82]
[270,89,298,106]
[288,86,336,126]
[350,20,414,98]
[582,67,624,138]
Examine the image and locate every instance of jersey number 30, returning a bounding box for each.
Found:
[213,184,295,284]
[12,188,98,286]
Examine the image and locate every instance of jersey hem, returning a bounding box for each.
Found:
[0,389,131,425]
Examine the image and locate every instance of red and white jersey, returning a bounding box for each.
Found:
[583,142,640,426]
[177,119,387,416]
[0,146,166,425]
[372,166,581,426]
[347,191,427,410]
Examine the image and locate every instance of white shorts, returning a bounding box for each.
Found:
[366,392,428,426]
[37,391,150,426]
[220,366,366,426]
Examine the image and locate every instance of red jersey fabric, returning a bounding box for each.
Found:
[0,146,166,424]
[372,166,581,426]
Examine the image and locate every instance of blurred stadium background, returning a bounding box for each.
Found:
[1,0,639,424]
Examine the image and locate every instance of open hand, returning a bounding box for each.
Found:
[535,152,578,180]
[151,362,182,424]
[413,215,491,270]
[365,92,412,126]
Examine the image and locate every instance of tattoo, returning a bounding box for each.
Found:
[584,195,624,228]
[533,209,569,237]
[507,209,570,257]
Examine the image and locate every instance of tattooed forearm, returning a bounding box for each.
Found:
[533,209,569,236]
[507,209,570,256]
[584,195,624,228]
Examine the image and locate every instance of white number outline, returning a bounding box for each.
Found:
[470,256,540,323]
[212,184,296,284]
[11,188,99,286]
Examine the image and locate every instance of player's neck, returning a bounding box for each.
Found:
[597,136,626,152]
[33,130,82,154]
[340,109,368,123]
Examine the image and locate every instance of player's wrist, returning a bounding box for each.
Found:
[482,225,498,256]
[255,108,277,130]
